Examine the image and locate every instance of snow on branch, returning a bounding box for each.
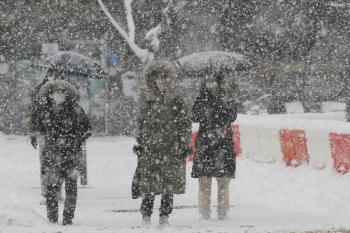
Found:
[97,0,152,62]
[124,0,135,42]
[145,24,161,52]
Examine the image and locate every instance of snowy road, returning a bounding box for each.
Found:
[0,134,350,233]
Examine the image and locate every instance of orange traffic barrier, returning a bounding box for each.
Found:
[329,133,350,174]
[280,129,309,166]
[188,132,198,161]
[231,124,242,156]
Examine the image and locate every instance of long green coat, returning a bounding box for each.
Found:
[136,95,191,195]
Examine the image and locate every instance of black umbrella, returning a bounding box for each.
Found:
[40,51,108,79]
[175,51,252,77]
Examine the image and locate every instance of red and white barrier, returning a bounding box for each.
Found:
[190,115,350,174]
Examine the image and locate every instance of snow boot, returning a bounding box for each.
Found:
[48,218,58,224]
[142,215,151,225]
[217,208,228,220]
[62,218,73,225]
[217,212,226,220]
[200,213,211,220]
[159,214,169,226]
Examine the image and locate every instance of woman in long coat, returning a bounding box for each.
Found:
[135,59,192,225]
[191,72,237,220]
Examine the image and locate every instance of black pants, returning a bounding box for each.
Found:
[46,174,78,223]
[140,192,174,217]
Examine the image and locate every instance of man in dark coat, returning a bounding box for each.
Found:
[35,80,91,225]
[134,59,192,225]
[191,72,237,220]
[28,68,63,202]
[29,69,63,147]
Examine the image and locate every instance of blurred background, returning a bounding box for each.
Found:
[1,0,350,135]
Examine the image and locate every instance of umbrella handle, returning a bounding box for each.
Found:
[174,60,184,71]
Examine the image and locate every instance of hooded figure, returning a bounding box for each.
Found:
[191,72,237,220]
[28,69,65,202]
[36,80,91,225]
[134,59,192,225]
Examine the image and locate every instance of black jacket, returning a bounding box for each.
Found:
[191,87,237,178]
[36,81,91,168]
[38,101,91,154]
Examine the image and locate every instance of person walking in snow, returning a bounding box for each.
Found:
[35,79,91,225]
[133,59,192,226]
[28,68,64,203]
[191,71,237,220]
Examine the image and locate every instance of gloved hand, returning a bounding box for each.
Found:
[179,147,192,159]
[30,135,37,149]
[82,132,91,142]
[69,168,80,180]
[214,125,231,138]
[76,132,91,149]
[133,145,143,156]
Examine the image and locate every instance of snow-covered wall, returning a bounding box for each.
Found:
[191,114,350,174]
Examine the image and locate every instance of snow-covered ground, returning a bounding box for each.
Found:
[1,130,350,233]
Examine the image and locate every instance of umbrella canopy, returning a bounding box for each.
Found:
[40,51,108,79]
[175,51,252,77]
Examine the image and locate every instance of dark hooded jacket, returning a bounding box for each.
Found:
[136,59,192,195]
[191,82,237,178]
[36,80,91,174]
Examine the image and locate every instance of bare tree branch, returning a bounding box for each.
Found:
[124,0,135,42]
[145,24,161,52]
[97,0,152,62]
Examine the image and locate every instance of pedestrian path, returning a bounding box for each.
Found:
[0,134,349,233]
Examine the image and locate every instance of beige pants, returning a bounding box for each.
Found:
[198,177,231,217]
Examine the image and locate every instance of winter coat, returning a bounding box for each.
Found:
[191,86,237,178]
[36,80,91,182]
[136,59,192,195]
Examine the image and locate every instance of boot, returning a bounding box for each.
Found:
[48,218,58,224]
[62,218,73,225]
[217,210,227,220]
[200,212,211,220]
[142,215,151,225]
[159,214,169,226]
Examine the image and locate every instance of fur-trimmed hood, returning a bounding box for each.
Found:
[143,59,177,89]
[39,80,80,103]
